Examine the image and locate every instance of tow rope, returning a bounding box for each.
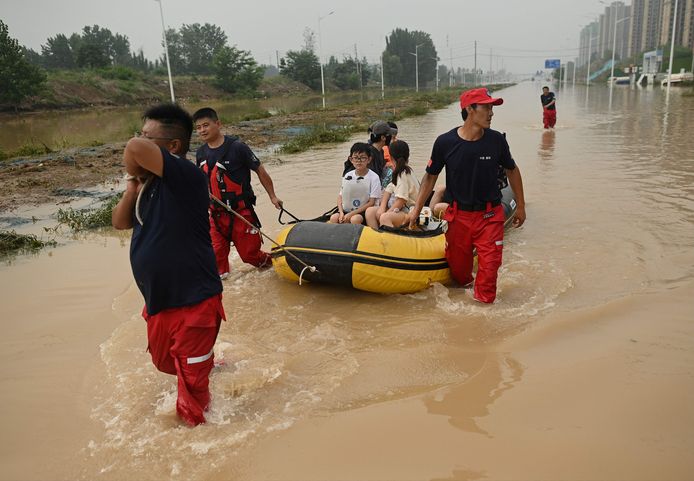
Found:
[209,195,317,282]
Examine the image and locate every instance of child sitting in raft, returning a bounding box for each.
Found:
[365,140,419,229]
[330,142,382,224]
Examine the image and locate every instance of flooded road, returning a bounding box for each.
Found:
[1,81,693,481]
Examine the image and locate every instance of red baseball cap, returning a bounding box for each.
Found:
[459,88,504,109]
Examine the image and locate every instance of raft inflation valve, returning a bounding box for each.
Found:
[299,265,317,286]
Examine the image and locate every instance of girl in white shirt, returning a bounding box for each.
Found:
[365,140,419,229]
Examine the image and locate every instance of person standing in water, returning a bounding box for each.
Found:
[193,108,283,279]
[112,103,225,426]
[540,86,557,129]
[407,88,526,304]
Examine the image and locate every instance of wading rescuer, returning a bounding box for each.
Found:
[407,88,527,303]
[112,103,225,426]
[540,86,557,129]
[193,108,283,279]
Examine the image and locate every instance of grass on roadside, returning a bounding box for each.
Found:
[0,230,57,257]
[0,142,53,162]
[56,194,121,231]
[279,125,359,154]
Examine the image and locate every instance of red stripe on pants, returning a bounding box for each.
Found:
[143,294,225,426]
[444,204,505,303]
[210,209,271,275]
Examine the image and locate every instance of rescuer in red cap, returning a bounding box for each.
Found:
[408,88,526,303]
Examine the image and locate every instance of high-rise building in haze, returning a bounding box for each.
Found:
[577,0,693,69]
[599,1,631,60]
[628,0,664,57]
[660,0,694,49]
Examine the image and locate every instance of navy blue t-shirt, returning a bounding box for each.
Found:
[541,92,556,110]
[426,127,516,206]
[130,148,222,315]
[196,136,260,200]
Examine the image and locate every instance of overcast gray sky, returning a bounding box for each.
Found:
[2,0,606,73]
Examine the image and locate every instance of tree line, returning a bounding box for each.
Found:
[2,20,451,110]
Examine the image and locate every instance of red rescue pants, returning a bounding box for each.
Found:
[543,108,556,129]
[210,209,271,275]
[443,203,506,303]
[143,294,226,426]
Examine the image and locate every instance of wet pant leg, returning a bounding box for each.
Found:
[444,208,475,286]
[210,211,232,275]
[170,323,220,426]
[231,209,271,267]
[471,205,505,303]
[143,295,225,426]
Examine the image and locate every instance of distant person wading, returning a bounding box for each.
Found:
[540,86,556,129]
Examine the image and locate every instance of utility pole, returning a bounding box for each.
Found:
[276,50,280,70]
[408,43,424,92]
[354,44,362,90]
[474,40,477,85]
[586,31,593,85]
[489,48,492,84]
[380,52,385,99]
[154,0,175,102]
[317,10,335,109]
[447,35,453,87]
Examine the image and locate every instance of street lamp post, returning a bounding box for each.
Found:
[586,31,598,85]
[154,0,175,102]
[573,57,577,87]
[317,10,334,109]
[408,43,424,92]
[665,0,680,97]
[431,57,439,92]
[609,15,631,107]
[380,52,385,99]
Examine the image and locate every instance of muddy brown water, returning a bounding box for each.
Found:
[1,81,693,481]
[0,91,381,152]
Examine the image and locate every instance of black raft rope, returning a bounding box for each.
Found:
[208,194,318,285]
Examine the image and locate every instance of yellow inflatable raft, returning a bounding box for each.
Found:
[272,185,517,294]
[272,221,449,293]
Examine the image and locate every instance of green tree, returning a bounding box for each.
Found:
[22,47,43,67]
[383,28,438,88]
[162,28,186,73]
[130,49,154,72]
[326,56,360,90]
[41,33,75,69]
[76,25,116,68]
[0,20,46,109]
[281,49,320,90]
[382,51,403,87]
[359,56,371,86]
[213,45,263,93]
[111,33,131,66]
[162,23,227,75]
